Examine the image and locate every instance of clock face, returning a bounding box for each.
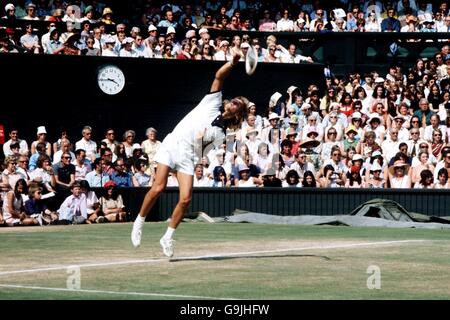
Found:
[97,65,125,95]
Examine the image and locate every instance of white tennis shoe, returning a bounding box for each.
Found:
[160,237,175,257]
[131,222,142,248]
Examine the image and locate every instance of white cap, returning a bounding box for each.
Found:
[122,37,134,44]
[306,127,318,136]
[185,29,196,39]
[333,8,347,19]
[5,3,14,11]
[219,40,229,47]
[104,35,115,43]
[374,77,385,83]
[300,103,311,110]
[370,161,382,172]
[352,154,364,161]
[148,25,157,32]
[132,143,142,151]
[268,112,280,121]
[199,28,208,35]
[352,112,362,119]
[37,126,47,135]
[270,92,282,106]
[166,26,176,34]
[240,42,250,49]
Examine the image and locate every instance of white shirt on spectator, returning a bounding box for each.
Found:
[75,139,97,160]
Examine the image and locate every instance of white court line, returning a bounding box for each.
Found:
[0,284,238,300]
[0,239,428,276]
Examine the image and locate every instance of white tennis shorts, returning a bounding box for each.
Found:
[154,133,195,176]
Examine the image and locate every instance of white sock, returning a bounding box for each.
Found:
[163,227,176,240]
[134,215,145,227]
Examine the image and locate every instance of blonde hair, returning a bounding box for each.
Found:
[28,183,43,198]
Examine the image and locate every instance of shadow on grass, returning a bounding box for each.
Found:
[170,254,331,262]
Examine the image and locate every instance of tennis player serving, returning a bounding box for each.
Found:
[131,53,247,257]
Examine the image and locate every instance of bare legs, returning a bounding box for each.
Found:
[137,164,193,226]
[167,172,193,229]
[137,163,170,219]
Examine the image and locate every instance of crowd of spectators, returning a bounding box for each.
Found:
[2,1,450,227]
[1,0,450,58]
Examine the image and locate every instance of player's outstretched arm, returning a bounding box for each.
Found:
[210,53,240,93]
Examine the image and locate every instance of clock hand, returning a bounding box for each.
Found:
[107,78,118,84]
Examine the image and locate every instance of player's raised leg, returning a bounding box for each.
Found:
[131,163,170,248]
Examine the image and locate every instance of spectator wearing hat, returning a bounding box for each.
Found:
[213,39,232,61]
[2,3,16,20]
[262,168,282,187]
[100,7,115,25]
[420,13,436,32]
[22,3,39,20]
[388,159,411,188]
[244,127,261,159]
[365,160,385,188]
[79,5,97,24]
[301,114,324,142]
[30,126,52,157]
[145,24,158,46]
[299,133,322,173]
[343,125,360,152]
[364,113,386,144]
[120,37,138,57]
[235,164,263,187]
[261,112,280,147]
[102,35,117,56]
[345,164,365,188]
